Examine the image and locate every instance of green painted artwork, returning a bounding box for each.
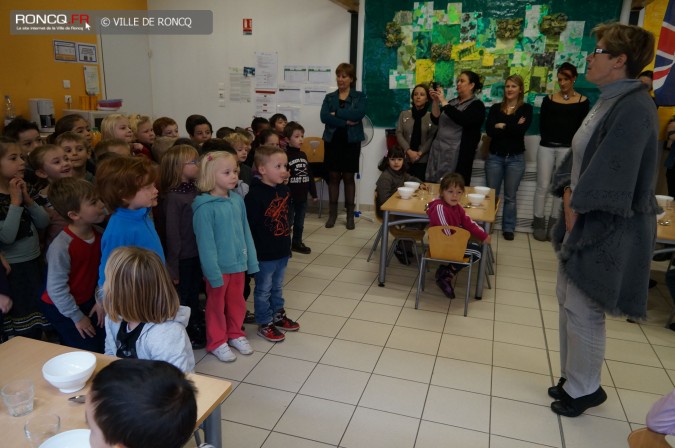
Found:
[363,0,623,128]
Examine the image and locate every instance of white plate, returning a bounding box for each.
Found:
[398,194,412,200]
[40,429,90,448]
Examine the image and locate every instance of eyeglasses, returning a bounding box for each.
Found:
[184,160,199,166]
[592,48,613,56]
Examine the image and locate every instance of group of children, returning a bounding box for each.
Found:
[0,111,319,370]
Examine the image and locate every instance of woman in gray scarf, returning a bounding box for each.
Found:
[549,23,659,417]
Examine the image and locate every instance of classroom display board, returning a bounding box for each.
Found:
[363,0,623,130]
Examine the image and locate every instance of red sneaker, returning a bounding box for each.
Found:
[273,308,300,331]
[257,323,285,342]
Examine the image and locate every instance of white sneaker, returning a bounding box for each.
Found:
[228,337,253,355]
[212,343,236,362]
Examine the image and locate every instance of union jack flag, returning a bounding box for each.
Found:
[654,0,675,106]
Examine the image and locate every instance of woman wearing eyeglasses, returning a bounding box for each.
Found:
[549,23,659,418]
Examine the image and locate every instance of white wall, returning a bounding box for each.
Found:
[146,0,351,139]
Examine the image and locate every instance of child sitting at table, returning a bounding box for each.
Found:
[375,145,423,264]
[86,358,197,448]
[426,173,491,298]
[103,246,195,373]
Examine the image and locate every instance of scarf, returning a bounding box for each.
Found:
[409,106,427,152]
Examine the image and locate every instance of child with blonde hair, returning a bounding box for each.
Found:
[157,144,205,349]
[100,114,145,158]
[103,246,194,372]
[192,151,259,362]
[151,136,177,162]
[0,137,50,339]
[128,114,154,161]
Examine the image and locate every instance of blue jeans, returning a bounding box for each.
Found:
[485,153,526,233]
[254,257,289,325]
[288,199,307,244]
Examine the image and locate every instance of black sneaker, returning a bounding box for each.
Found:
[187,324,206,350]
[503,232,515,241]
[244,310,256,324]
[291,242,311,254]
[273,308,300,331]
[257,323,285,342]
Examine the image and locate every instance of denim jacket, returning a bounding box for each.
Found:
[320,89,367,143]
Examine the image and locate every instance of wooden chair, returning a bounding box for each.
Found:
[301,137,326,218]
[416,226,480,316]
[627,427,672,447]
[367,192,426,266]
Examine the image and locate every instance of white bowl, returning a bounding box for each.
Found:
[404,181,420,191]
[467,193,485,206]
[42,352,96,393]
[656,195,673,207]
[473,186,490,196]
[39,429,91,448]
[398,187,415,199]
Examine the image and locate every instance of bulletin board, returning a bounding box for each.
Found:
[363,0,623,130]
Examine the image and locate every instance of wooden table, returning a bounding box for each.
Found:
[0,337,232,448]
[378,185,497,299]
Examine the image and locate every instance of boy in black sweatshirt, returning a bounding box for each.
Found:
[244,145,300,342]
[284,122,318,254]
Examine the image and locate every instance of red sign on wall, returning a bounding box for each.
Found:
[243,18,252,35]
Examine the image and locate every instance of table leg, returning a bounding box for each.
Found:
[203,404,222,448]
[475,223,491,299]
[378,211,389,286]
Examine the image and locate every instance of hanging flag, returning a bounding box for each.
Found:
[654,0,675,106]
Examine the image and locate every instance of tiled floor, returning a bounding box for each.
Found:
[192,212,675,448]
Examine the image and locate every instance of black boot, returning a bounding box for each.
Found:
[325,202,338,228]
[346,204,355,230]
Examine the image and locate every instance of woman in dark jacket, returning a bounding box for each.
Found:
[426,71,485,185]
[320,63,367,230]
[395,84,437,181]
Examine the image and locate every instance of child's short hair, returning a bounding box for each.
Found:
[440,173,465,191]
[250,116,270,135]
[173,137,200,151]
[197,151,238,192]
[48,177,96,222]
[159,144,200,194]
[254,144,286,169]
[28,144,62,171]
[377,145,408,171]
[201,138,235,155]
[151,136,177,162]
[185,114,212,137]
[2,117,39,140]
[128,114,152,135]
[103,246,179,323]
[100,114,127,141]
[96,156,158,210]
[152,117,177,136]
[283,121,304,140]
[216,126,235,139]
[89,358,197,448]
[224,131,252,148]
[94,139,129,159]
[55,131,85,147]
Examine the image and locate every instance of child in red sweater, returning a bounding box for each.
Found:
[426,173,491,298]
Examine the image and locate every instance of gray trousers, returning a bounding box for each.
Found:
[556,264,606,398]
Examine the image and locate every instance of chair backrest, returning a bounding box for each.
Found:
[628,428,672,448]
[428,226,470,261]
[302,137,325,163]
